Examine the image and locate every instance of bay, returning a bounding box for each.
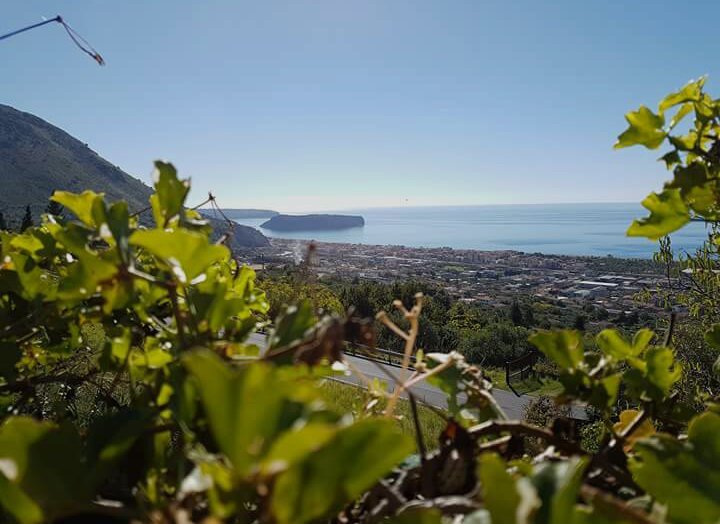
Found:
[232,203,709,259]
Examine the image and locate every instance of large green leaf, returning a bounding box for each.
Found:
[530,330,583,370]
[130,228,229,283]
[0,417,89,522]
[183,350,304,475]
[270,418,413,524]
[596,329,653,360]
[530,458,587,524]
[644,346,682,400]
[480,453,538,524]
[627,189,690,240]
[630,412,720,524]
[51,190,105,227]
[150,161,190,227]
[614,106,666,149]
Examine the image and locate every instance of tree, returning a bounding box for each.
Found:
[510,300,524,325]
[573,313,586,331]
[0,211,7,231]
[20,204,33,231]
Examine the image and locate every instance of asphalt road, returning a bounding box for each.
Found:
[247,332,533,420]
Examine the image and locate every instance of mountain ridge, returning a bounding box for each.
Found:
[0,104,268,247]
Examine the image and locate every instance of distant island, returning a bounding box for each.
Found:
[261,214,365,231]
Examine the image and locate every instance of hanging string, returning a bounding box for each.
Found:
[0,15,104,66]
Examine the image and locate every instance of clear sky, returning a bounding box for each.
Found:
[2,1,719,212]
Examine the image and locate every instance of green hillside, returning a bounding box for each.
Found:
[0,104,268,247]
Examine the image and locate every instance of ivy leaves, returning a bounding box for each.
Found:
[616,77,720,240]
[184,350,413,524]
[630,412,720,524]
[530,328,681,411]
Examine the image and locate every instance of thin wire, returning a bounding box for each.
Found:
[0,15,104,66]
[58,17,105,66]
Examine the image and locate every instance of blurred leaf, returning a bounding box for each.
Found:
[183,350,303,475]
[613,409,655,450]
[150,161,190,227]
[704,324,720,350]
[627,189,690,240]
[530,330,583,370]
[271,419,413,524]
[530,457,587,524]
[393,508,444,523]
[51,190,104,227]
[480,453,538,524]
[645,346,682,400]
[0,417,88,521]
[630,412,720,524]
[267,301,316,351]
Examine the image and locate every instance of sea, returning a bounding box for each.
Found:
[231,203,710,259]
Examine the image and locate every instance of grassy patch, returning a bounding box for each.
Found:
[484,367,562,396]
[319,380,447,450]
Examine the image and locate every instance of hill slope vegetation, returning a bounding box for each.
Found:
[0,104,268,247]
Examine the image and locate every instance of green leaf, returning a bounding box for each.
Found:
[425,352,465,415]
[270,418,413,524]
[596,329,653,360]
[260,423,338,475]
[614,106,666,149]
[644,346,682,400]
[183,350,304,475]
[267,300,316,351]
[669,102,694,129]
[393,508,444,523]
[480,453,538,524]
[630,412,720,524]
[130,228,229,283]
[0,471,43,524]
[51,190,104,227]
[704,324,720,350]
[530,330,584,370]
[659,150,681,170]
[627,189,690,240]
[530,457,587,524]
[658,77,705,112]
[0,417,89,521]
[150,161,190,227]
[596,330,633,360]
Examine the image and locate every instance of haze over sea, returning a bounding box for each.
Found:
[232,203,708,259]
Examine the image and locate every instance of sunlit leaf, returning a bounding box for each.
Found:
[630,412,720,524]
[130,228,228,283]
[271,418,413,524]
[627,189,690,240]
[614,106,666,149]
[529,330,583,370]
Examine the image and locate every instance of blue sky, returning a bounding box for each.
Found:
[3,1,719,211]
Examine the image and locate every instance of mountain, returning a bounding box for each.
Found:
[261,214,365,231]
[0,104,268,247]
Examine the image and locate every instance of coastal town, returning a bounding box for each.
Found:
[243,238,668,319]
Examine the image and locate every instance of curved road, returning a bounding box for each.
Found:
[247,332,533,420]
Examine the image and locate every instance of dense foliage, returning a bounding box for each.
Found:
[0,79,719,523]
